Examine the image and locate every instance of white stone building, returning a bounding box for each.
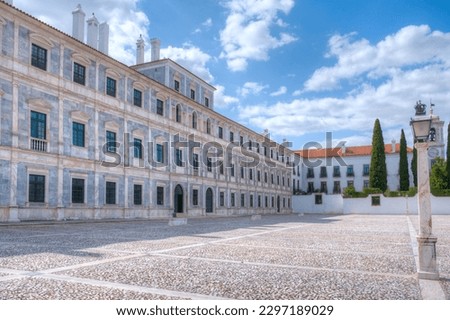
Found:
[0,2,294,222]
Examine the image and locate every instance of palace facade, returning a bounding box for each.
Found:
[0,1,294,222]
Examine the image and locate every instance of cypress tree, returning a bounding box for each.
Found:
[369,119,388,192]
[399,129,410,191]
[411,147,417,187]
[446,123,450,187]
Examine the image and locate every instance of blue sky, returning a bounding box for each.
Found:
[14,0,450,150]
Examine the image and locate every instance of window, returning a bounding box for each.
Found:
[176,105,181,123]
[258,195,261,208]
[134,184,142,205]
[219,162,224,175]
[264,172,268,183]
[320,166,327,178]
[190,89,195,100]
[205,97,209,107]
[156,144,164,163]
[333,166,340,177]
[218,127,223,139]
[265,196,268,207]
[29,174,45,203]
[240,136,244,146]
[231,193,235,207]
[206,119,211,134]
[364,180,369,189]
[106,131,116,153]
[193,153,199,170]
[133,89,142,107]
[174,80,180,91]
[192,112,197,129]
[31,111,47,140]
[241,194,245,207]
[230,163,235,177]
[347,180,354,187]
[105,181,116,205]
[347,165,354,177]
[193,189,199,206]
[157,186,164,205]
[241,167,245,179]
[31,44,47,70]
[229,131,234,142]
[156,99,164,116]
[72,122,85,147]
[220,192,225,206]
[333,181,341,194]
[315,194,323,205]
[250,195,254,207]
[363,164,370,176]
[71,178,84,204]
[175,149,183,167]
[249,169,253,180]
[134,138,143,159]
[257,170,261,182]
[320,181,328,194]
[207,157,212,172]
[307,168,314,178]
[73,62,86,85]
[307,182,314,193]
[372,196,381,206]
[106,77,116,97]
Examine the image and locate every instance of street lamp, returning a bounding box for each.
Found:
[410,100,439,280]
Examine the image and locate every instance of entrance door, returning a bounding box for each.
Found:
[174,184,183,214]
[205,188,213,213]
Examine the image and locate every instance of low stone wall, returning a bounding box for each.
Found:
[293,194,450,215]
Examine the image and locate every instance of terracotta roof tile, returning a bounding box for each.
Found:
[296,144,412,159]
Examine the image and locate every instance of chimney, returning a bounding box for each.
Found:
[98,22,109,54]
[391,139,396,153]
[72,4,85,42]
[151,38,161,61]
[136,35,145,64]
[86,13,99,49]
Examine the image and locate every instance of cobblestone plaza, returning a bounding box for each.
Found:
[0,214,448,300]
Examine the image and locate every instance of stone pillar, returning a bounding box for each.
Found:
[416,141,439,280]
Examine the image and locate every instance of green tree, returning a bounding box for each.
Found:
[411,147,417,187]
[369,119,388,192]
[446,123,450,187]
[398,129,409,191]
[430,157,448,191]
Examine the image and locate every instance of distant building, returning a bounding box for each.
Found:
[0,2,293,222]
[296,142,414,193]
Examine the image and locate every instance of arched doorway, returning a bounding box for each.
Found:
[277,196,281,213]
[174,184,184,214]
[206,188,213,213]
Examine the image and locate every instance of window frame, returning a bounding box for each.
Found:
[28,174,46,203]
[72,121,85,147]
[71,178,85,204]
[133,184,143,205]
[106,76,117,97]
[156,99,164,116]
[31,43,47,71]
[73,62,86,85]
[133,88,142,107]
[105,181,116,205]
[156,186,164,205]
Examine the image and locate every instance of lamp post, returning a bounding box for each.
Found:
[410,100,439,280]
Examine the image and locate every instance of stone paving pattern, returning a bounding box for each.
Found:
[0,214,448,300]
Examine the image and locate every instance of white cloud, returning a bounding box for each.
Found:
[303,25,450,92]
[160,44,214,83]
[238,82,268,97]
[270,86,287,96]
[214,85,240,108]
[13,0,150,66]
[219,0,297,71]
[202,18,213,27]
